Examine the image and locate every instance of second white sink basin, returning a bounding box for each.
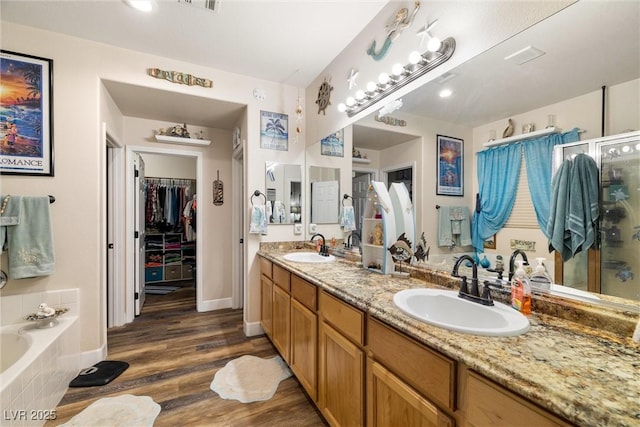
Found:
[393,288,529,337]
[283,252,335,263]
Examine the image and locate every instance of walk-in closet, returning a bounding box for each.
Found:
[141,153,197,302]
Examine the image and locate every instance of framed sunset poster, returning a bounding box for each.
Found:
[0,50,53,176]
[436,134,463,196]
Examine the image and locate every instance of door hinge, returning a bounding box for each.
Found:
[134,231,139,239]
[108,243,114,249]
[134,292,139,300]
[239,238,244,244]
[134,169,139,178]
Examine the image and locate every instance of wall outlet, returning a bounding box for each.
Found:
[294,223,302,235]
[308,223,317,234]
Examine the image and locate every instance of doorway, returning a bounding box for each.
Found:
[352,169,376,238]
[119,145,204,324]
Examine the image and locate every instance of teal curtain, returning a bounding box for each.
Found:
[523,128,580,238]
[471,143,522,253]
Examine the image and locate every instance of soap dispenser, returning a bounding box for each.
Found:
[511,260,532,315]
[529,258,552,292]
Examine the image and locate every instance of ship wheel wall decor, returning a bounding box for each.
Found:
[315,77,333,115]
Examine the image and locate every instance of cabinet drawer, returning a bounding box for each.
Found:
[260,256,272,279]
[319,291,364,345]
[165,265,181,280]
[145,267,163,282]
[182,264,193,279]
[367,317,455,411]
[291,274,317,310]
[273,264,291,292]
[465,371,571,427]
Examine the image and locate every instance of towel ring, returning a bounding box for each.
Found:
[342,194,353,207]
[250,190,266,206]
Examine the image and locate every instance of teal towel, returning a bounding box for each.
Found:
[547,154,600,260]
[4,196,55,279]
[567,154,599,256]
[249,205,268,235]
[438,206,472,247]
[0,195,22,253]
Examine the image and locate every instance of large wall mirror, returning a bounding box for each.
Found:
[309,166,340,224]
[348,1,639,311]
[265,162,302,224]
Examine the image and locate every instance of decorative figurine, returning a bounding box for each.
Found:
[503,118,514,138]
[315,77,333,115]
[413,232,430,263]
[37,303,56,318]
[388,233,413,274]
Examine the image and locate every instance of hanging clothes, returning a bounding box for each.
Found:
[144,178,195,238]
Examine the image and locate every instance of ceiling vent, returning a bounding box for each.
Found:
[178,0,220,13]
[504,46,545,65]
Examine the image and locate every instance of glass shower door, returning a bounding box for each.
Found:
[598,137,640,301]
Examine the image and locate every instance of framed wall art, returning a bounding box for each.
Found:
[320,129,344,157]
[436,134,463,196]
[0,50,54,176]
[260,110,288,151]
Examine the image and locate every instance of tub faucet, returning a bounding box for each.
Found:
[311,233,329,256]
[508,250,529,282]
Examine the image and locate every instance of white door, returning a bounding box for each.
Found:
[134,153,146,316]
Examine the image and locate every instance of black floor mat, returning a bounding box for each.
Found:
[69,361,129,387]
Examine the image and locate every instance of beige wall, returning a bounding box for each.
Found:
[0,21,304,355]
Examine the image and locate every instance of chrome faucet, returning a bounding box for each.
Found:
[508,250,529,282]
[452,255,495,306]
[311,233,329,256]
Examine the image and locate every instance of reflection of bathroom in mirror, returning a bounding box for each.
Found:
[348,1,639,309]
[265,162,302,224]
[309,166,340,224]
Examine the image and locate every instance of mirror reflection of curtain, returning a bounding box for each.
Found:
[472,144,522,253]
[311,181,339,223]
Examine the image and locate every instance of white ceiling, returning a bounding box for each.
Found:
[1,1,638,143]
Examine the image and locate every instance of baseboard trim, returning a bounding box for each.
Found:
[80,343,107,368]
[244,320,264,337]
[198,297,232,312]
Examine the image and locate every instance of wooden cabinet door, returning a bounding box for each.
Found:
[272,283,291,363]
[318,321,364,427]
[290,298,318,401]
[260,276,273,338]
[367,359,453,427]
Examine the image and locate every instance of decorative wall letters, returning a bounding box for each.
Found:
[147,68,213,88]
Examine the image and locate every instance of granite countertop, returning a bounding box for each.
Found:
[258,247,640,427]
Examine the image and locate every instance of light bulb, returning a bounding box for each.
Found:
[378,72,390,85]
[355,90,365,100]
[124,0,153,12]
[622,145,631,153]
[337,103,347,112]
[426,37,441,53]
[391,63,405,76]
[408,51,422,65]
[366,81,377,92]
[346,97,355,107]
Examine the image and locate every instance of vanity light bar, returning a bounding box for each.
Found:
[339,37,456,118]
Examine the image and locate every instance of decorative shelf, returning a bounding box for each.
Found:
[155,134,211,146]
[352,157,371,164]
[482,127,561,147]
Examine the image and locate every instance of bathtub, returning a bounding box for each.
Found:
[0,316,79,427]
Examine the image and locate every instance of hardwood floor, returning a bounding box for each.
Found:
[47,282,327,426]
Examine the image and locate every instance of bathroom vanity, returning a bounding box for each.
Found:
[258,247,639,427]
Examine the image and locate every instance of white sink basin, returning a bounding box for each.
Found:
[283,252,335,263]
[393,288,529,336]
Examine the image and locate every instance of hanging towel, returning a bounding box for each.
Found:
[438,206,471,247]
[265,201,272,223]
[340,206,357,232]
[249,205,268,235]
[2,196,55,279]
[568,154,599,256]
[547,158,572,260]
[547,154,599,260]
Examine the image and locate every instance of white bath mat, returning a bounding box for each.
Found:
[59,394,160,426]
[210,355,292,403]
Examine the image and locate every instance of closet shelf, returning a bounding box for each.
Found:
[352,157,371,164]
[155,134,211,146]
